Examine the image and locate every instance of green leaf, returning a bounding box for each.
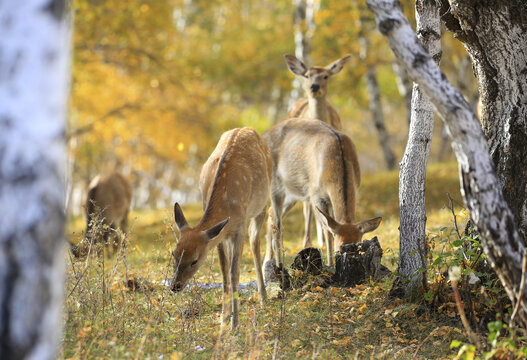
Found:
[450,339,462,349]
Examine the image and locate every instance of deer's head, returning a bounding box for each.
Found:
[284,54,351,99]
[316,207,381,249]
[171,203,229,292]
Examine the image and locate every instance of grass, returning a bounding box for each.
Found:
[62,161,469,359]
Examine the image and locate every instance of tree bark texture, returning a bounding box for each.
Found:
[0,1,70,359]
[367,0,527,327]
[359,20,397,171]
[289,0,318,105]
[365,67,397,170]
[396,0,441,293]
[392,59,413,126]
[439,0,527,241]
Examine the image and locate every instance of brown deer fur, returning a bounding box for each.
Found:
[84,172,132,255]
[285,54,351,131]
[263,118,381,267]
[171,127,272,330]
[284,54,351,250]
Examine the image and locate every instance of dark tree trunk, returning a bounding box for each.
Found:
[365,67,397,170]
[0,1,70,358]
[359,16,397,170]
[367,0,527,328]
[439,0,527,240]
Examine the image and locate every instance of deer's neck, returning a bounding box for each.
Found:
[307,97,329,122]
[332,196,355,224]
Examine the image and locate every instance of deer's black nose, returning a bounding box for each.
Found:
[310,84,320,92]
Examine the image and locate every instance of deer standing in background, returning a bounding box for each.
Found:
[75,172,132,257]
[283,54,351,251]
[171,127,271,330]
[263,118,381,268]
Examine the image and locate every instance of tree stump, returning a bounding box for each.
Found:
[332,237,390,287]
[263,259,291,290]
[291,247,323,275]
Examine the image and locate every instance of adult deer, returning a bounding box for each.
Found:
[263,118,381,268]
[285,54,351,130]
[76,172,132,257]
[171,127,271,330]
[284,54,351,249]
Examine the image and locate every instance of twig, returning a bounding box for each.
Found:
[412,327,437,359]
[447,193,462,241]
[510,251,527,328]
[451,279,482,350]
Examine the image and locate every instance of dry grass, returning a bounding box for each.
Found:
[61,161,468,359]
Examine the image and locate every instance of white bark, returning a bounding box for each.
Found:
[289,0,318,106]
[396,0,441,293]
[392,59,413,125]
[367,0,527,325]
[0,1,70,358]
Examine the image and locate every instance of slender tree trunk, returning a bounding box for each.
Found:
[289,0,318,106]
[439,0,527,240]
[0,1,71,359]
[365,67,397,170]
[367,0,527,327]
[395,0,441,296]
[393,59,413,126]
[359,16,397,170]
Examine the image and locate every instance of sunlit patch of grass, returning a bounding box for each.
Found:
[62,161,468,359]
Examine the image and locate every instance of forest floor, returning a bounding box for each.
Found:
[61,162,474,359]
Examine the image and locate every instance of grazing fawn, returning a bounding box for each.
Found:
[171,127,272,330]
[263,118,381,268]
[76,172,132,257]
[284,54,351,249]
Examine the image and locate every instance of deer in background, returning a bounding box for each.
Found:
[263,118,381,268]
[285,54,351,130]
[283,54,351,251]
[72,172,132,257]
[171,127,271,330]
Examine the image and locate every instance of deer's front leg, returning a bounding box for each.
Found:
[218,242,231,328]
[302,201,313,248]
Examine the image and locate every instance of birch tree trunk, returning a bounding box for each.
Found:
[392,59,413,126]
[395,0,441,296]
[0,1,70,358]
[359,32,397,170]
[289,0,318,105]
[438,0,527,241]
[366,0,527,327]
[365,69,397,170]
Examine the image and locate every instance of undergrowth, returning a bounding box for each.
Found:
[62,162,524,359]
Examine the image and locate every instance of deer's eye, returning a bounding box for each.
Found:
[191,260,198,266]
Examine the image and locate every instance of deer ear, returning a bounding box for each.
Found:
[316,207,340,233]
[356,217,382,234]
[284,54,308,76]
[205,217,230,245]
[174,203,189,231]
[326,54,351,76]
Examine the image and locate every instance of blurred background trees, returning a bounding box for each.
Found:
[68,0,477,215]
